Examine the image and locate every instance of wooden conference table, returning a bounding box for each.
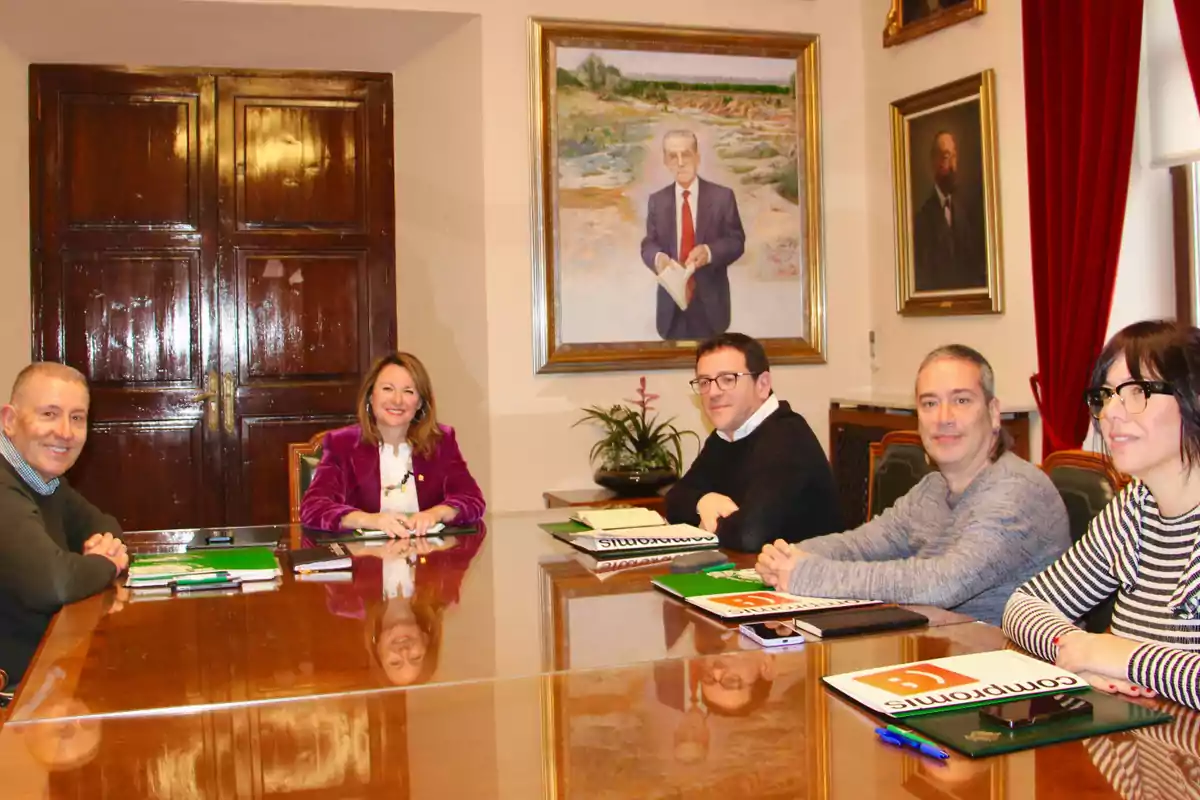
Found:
[0,510,1195,798]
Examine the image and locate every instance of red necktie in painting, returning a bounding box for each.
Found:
[681,189,696,304]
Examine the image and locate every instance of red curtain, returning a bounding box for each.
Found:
[1176,0,1200,109]
[1023,0,1144,454]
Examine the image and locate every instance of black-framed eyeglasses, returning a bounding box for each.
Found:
[1083,380,1175,419]
[689,372,760,394]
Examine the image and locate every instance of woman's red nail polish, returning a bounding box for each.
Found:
[1108,684,1116,690]
[1052,637,1060,645]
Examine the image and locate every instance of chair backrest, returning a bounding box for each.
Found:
[1041,450,1126,544]
[288,431,329,524]
[867,430,932,520]
[1041,449,1127,633]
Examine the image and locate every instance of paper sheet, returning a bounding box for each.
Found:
[655,261,695,311]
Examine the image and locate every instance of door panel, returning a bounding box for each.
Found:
[32,67,395,528]
[70,421,217,531]
[218,74,395,525]
[32,67,221,531]
[241,252,364,378]
[62,97,195,227]
[63,253,198,383]
[241,417,352,525]
[239,102,366,229]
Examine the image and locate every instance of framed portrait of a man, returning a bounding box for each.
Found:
[883,0,986,48]
[890,70,1002,316]
[529,19,826,373]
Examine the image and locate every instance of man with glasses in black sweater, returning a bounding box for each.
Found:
[664,333,843,552]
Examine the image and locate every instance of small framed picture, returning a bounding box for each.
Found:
[883,0,986,48]
[890,70,1002,316]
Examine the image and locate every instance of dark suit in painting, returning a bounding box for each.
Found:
[640,177,746,341]
[912,187,987,292]
[903,0,970,23]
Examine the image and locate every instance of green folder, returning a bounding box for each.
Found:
[900,689,1172,757]
[128,546,280,583]
[651,571,767,597]
[538,521,591,535]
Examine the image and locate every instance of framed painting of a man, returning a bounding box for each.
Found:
[890,70,1002,316]
[883,0,986,48]
[530,19,826,373]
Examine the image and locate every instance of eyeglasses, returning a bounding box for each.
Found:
[689,372,759,394]
[1083,380,1175,419]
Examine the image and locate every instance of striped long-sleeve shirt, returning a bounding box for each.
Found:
[1003,481,1200,710]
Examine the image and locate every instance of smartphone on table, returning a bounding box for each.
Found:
[979,693,1094,729]
[738,620,806,647]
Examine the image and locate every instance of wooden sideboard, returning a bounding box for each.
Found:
[829,394,1033,530]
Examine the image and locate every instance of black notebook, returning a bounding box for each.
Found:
[792,606,929,638]
[290,543,353,573]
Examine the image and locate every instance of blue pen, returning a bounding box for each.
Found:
[874,727,949,760]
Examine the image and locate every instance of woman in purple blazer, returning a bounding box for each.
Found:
[300,352,485,536]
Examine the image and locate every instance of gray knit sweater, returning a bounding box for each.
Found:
[788,452,1070,626]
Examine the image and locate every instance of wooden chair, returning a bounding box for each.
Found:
[866,431,932,521]
[1041,449,1128,633]
[288,431,329,524]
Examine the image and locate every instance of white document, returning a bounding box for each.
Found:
[823,650,1087,718]
[655,260,695,311]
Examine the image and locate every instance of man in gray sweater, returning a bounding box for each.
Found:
[756,345,1069,626]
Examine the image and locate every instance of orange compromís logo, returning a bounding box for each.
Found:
[854,663,975,696]
[708,592,787,608]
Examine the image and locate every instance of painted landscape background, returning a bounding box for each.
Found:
[554,48,807,344]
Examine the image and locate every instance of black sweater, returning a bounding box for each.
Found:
[664,401,843,552]
[0,460,119,683]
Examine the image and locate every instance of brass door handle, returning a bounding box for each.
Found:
[222,372,235,435]
[196,370,218,432]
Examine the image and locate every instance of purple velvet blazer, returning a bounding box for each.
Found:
[300,424,486,531]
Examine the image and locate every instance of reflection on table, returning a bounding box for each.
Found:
[2,624,1195,798]
[2,510,1195,798]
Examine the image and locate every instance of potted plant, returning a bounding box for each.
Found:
[574,377,699,495]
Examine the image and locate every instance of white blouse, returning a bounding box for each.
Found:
[379,442,420,515]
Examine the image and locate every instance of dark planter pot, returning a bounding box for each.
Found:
[593,467,677,496]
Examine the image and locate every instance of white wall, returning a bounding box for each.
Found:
[0,37,29,394]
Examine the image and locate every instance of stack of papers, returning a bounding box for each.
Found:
[352,522,445,539]
[290,543,352,573]
[570,508,666,530]
[126,546,282,588]
[653,570,883,620]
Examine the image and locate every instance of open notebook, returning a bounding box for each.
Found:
[570,507,666,530]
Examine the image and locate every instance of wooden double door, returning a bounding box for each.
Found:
[29,66,396,530]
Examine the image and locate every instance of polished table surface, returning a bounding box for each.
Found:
[6,511,971,723]
[2,621,1196,798]
[1,510,1196,798]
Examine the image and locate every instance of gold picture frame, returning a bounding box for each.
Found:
[529,18,826,372]
[890,70,1002,316]
[883,0,986,48]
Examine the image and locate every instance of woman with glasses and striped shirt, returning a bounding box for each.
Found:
[1004,320,1200,710]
